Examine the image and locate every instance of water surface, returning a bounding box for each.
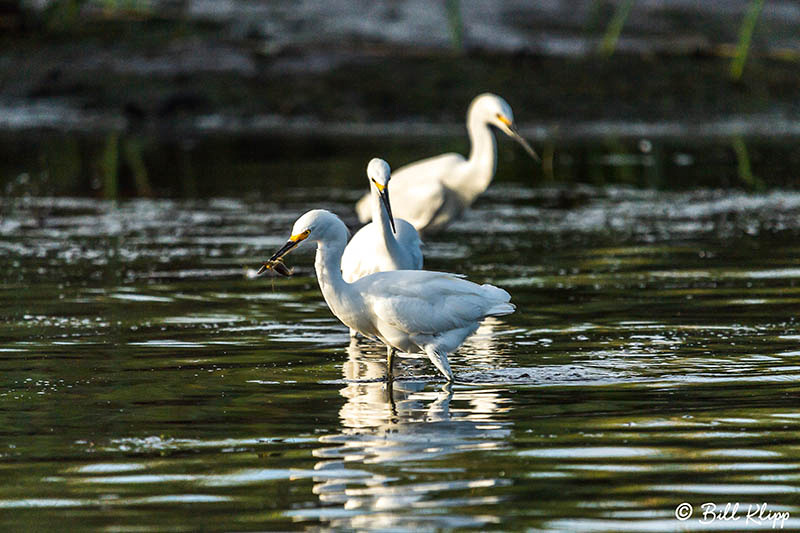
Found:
[1,178,800,531]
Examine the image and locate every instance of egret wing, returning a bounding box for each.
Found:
[394,219,423,269]
[360,271,500,336]
[391,181,450,232]
[391,152,465,183]
[340,223,375,282]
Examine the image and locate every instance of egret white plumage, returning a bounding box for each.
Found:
[355,93,538,233]
[341,158,423,337]
[259,209,515,381]
[342,158,422,281]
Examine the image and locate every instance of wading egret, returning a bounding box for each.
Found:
[259,209,515,381]
[355,93,538,233]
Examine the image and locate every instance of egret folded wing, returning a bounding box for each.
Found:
[360,270,509,336]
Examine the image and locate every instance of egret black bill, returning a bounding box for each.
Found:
[257,229,309,276]
[372,179,397,234]
[497,114,539,162]
[509,125,539,162]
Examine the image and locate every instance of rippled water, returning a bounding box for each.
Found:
[2,184,800,531]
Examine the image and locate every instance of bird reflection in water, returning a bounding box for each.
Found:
[294,337,515,530]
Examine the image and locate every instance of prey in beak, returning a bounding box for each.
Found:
[257,258,292,277]
[497,114,540,162]
[372,179,397,234]
[257,229,310,277]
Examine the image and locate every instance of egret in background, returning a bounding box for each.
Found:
[259,209,515,381]
[341,158,423,338]
[355,93,538,233]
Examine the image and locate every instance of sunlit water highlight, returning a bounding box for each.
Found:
[1,186,799,531]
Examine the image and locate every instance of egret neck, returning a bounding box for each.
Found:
[449,109,498,205]
[313,226,363,327]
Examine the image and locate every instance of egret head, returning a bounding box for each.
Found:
[367,158,396,234]
[471,93,539,162]
[259,210,346,275]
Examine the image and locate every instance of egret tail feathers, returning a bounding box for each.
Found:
[487,302,515,317]
[480,283,515,317]
[425,346,454,381]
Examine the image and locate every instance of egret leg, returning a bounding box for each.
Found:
[386,345,396,379]
[386,379,398,417]
[349,328,359,338]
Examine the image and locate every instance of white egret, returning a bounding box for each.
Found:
[259,209,515,381]
[341,158,423,337]
[355,93,538,233]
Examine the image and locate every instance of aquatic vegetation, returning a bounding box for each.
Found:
[730,0,765,80]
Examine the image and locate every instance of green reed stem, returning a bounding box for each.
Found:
[730,0,764,80]
[599,0,634,57]
[446,0,464,51]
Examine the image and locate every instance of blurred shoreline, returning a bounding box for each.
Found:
[2,1,799,194]
[1,1,798,137]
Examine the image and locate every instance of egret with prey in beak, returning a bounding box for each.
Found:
[259,209,514,381]
[354,93,539,233]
